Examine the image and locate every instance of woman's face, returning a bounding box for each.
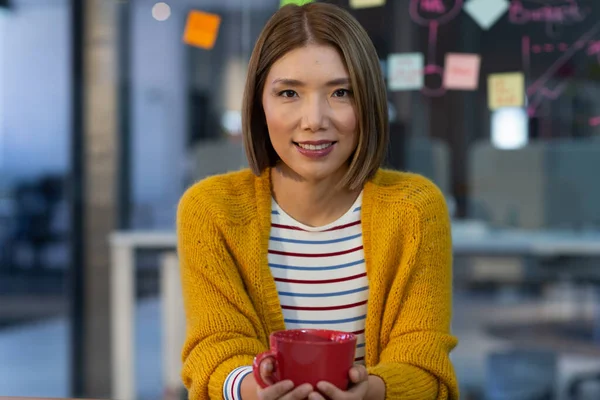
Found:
[262,44,358,183]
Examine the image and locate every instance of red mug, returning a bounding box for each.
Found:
[252,329,357,390]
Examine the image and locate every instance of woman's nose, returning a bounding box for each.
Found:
[300,96,329,132]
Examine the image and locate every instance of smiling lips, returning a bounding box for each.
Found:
[294,140,337,158]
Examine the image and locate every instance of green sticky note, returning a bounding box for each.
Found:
[280,0,314,7]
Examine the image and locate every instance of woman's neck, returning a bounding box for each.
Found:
[270,164,361,227]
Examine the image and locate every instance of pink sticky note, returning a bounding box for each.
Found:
[443,53,481,90]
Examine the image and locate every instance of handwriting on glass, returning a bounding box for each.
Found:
[420,0,446,13]
[522,19,600,117]
[509,0,586,25]
[408,0,463,96]
[492,78,518,107]
[588,40,600,57]
[510,0,588,36]
[523,38,600,70]
[410,0,462,25]
[524,37,600,58]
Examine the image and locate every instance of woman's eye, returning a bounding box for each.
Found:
[333,89,352,97]
[278,90,298,98]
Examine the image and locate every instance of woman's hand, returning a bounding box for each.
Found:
[307,365,370,400]
[255,358,314,400]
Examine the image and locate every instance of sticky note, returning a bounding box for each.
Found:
[487,72,525,110]
[280,0,314,6]
[183,10,221,50]
[387,53,424,91]
[350,0,386,8]
[463,0,509,30]
[443,53,481,90]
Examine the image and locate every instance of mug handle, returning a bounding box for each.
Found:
[252,350,278,389]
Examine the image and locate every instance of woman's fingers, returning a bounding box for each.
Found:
[259,358,275,385]
[308,391,327,400]
[257,381,313,400]
[349,364,368,383]
[282,383,314,400]
[257,380,293,400]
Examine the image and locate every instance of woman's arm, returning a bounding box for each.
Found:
[367,183,459,400]
[177,187,267,400]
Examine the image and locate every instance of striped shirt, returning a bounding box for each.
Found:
[223,193,368,399]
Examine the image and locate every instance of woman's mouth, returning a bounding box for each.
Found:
[295,142,335,150]
[293,141,337,158]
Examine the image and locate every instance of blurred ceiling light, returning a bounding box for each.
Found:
[152,2,171,21]
[222,111,242,136]
[491,107,529,150]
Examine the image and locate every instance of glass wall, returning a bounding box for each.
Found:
[128,0,281,230]
[0,0,71,396]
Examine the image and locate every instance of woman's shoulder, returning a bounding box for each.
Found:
[370,169,447,212]
[177,168,257,224]
[185,168,256,196]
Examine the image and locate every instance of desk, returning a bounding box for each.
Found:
[110,232,181,400]
[109,226,600,400]
[452,226,600,257]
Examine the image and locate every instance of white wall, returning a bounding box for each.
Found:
[0,1,70,187]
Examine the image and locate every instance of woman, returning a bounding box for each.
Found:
[177,3,458,400]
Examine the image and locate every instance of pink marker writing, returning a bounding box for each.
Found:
[509,0,586,25]
[588,40,600,56]
[409,0,463,96]
[420,0,446,13]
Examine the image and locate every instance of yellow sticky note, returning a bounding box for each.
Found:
[350,0,386,9]
[280,0,314,7]
[487,72,525,110]
[183,10,221,50]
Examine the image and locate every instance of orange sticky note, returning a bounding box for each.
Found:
[487,72,525,110]
[183,10,221,50]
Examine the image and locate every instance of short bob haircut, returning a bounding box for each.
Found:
[242,3,389,190]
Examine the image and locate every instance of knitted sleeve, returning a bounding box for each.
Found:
[367,183,459,400]
[177,187,268,400]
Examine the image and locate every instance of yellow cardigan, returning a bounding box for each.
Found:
[177,168,458,400]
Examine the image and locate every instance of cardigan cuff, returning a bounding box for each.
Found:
[207,355,256,400]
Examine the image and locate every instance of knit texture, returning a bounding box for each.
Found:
[177,168,459,400]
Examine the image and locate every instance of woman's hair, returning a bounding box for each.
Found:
[242,3,389,190]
